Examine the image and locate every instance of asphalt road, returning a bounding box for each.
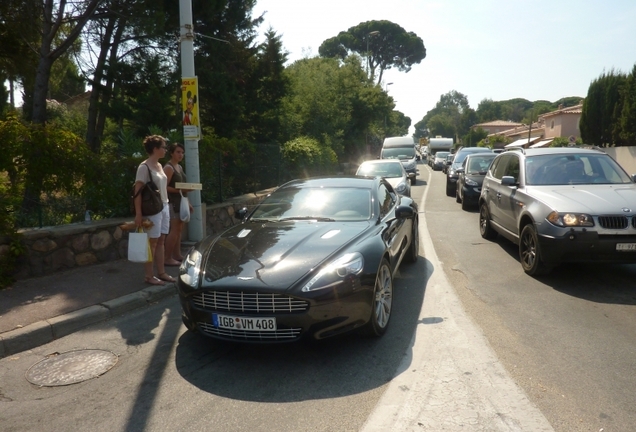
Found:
[0,163,556,432]
[423,164,636,432]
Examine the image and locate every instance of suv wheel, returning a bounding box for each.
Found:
[479,203,498,240]
[455,186,461,203]
[519,224,550,276]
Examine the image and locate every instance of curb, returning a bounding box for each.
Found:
[0,283,177,359]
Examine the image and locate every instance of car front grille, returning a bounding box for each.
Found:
[598,215,629,229]
[192,291,309,314]
[198,322,302,341]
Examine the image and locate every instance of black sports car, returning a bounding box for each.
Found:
[177,176,419,343]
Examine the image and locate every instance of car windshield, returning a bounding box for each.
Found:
[467,156,495,174]
[525,153,633,185]
[454,149,491,165]
[357,162,404,178]
[435,152,450,160]
[383,147,415,159]
[250,187,372,221]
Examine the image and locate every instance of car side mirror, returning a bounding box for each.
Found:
[395,205,415,220]
[631,174,636,183]
[235,207,248,220]
[416,155,421,161]
[501,176,517,186]
[456,168,464,174]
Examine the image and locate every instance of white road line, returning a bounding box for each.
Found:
[361,166,553,432]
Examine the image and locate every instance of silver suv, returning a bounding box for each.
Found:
[479,147,636,276]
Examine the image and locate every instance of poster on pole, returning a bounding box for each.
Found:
[181,77,200,140]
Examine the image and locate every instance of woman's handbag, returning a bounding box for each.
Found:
[132,164,163,216]
[128,228,152,263]
[179,192,191,222]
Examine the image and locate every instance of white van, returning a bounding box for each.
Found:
[380,136,419,185]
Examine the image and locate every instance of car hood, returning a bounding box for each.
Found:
[527,184,636,213]
[385,177,406,188]
[201,220,373,289]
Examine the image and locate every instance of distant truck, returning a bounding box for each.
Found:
[380,136,419,185]
[427,137,454,167]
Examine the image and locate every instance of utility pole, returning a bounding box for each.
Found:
[180,0,203,242]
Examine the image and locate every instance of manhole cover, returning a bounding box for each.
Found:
[25,349,118,387]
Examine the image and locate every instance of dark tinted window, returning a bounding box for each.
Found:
[503,155,520,182]
[378,184,396,218]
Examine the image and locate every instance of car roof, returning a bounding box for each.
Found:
[282,176,379,189]
[465,152,496,159]
[503,147,606,157]
[458,147,492,153]
[358,159,403,166]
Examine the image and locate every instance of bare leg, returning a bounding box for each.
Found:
[156,234,176,283]
[144,237,164,285]
[164,218,182,264]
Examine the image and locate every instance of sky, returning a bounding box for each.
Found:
[251,0,636,133]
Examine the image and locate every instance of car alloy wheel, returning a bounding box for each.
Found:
[364,259,393,337]
[479,203,498,240]
[519,224,550,276]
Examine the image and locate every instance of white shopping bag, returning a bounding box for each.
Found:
[128,229,152,262]
[180,193,191,222]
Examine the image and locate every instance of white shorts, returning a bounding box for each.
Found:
[145,203,170,238]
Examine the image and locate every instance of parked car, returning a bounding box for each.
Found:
[432,151,450,171]
[442,153,455,174]
[446,147,493,196]
[479,147,636,276]
[356,159,414,196]
[178,176,419,342]
[455,152,497,210]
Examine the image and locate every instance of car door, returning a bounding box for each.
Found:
[495,153,522,235]
[482,154,509,226]
[378,182,405,265]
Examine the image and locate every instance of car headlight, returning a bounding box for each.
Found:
[302,252,364,292]
[179,249,202,287]
[465,178,478,186]
[546,211,594,227]
[396,182,407,193]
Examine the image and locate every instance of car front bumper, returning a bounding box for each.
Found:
[460,185,481,204]
[178,280,375,343]
[537,229,636,265]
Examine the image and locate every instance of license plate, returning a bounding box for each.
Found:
[212,314,277,331]
[616,243,636,251]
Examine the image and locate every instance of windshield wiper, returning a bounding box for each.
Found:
[278,216,335,222]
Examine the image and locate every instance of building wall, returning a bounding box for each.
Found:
[544,114,580,139]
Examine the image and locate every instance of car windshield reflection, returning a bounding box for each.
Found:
[250,187,373,221]
[525,154,632,185]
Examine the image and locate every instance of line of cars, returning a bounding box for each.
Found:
[433,145,636,276]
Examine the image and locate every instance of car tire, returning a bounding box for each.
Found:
[410,177,416,185]
[405,217,419,263]
[519,224,550,276]
[479,203,498,240]
[445,181,454,197]
[455,186,461,203]
[461,195,470,211]
[363,258,393,337]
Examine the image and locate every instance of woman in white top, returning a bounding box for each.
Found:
[133,135,175,285]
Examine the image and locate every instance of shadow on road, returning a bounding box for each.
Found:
[173,257,434,403]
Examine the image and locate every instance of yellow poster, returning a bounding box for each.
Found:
[181,77,200,139]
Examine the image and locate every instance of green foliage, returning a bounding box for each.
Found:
[319,20,426,84]
[580,69,628,146]
[281,136,337,179]
[477,134,510,148]
[619,65,636,144]
[549,137,583,147]
[463,128,488,147]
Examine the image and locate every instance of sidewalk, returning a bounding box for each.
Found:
[0,258,179,358]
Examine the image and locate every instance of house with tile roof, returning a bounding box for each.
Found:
[471,120,523,135]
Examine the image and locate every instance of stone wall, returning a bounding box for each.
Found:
[7,189,273,280]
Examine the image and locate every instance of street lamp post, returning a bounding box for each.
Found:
[366,31,380,78]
